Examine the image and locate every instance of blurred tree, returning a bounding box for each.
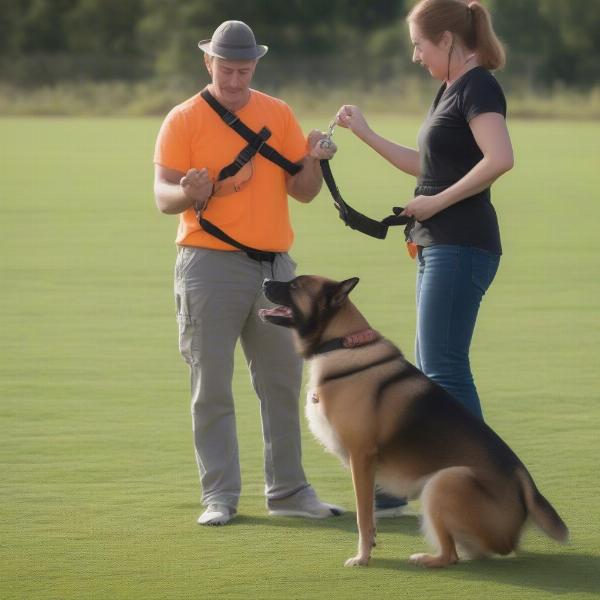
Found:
[489,0,600,89]
[138,0,408,80]
[537,0,600,87]
[0,0,598,89]
[0,0,75,54]
[64,0,143,56]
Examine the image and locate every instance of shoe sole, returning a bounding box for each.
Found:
[197,513,236,526]
[268,506,344,519]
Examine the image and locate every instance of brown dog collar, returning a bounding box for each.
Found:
[313,328,380,355]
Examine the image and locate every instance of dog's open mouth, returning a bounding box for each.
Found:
[258,305,294,326]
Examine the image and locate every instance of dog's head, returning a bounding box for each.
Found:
[259,275,360,357]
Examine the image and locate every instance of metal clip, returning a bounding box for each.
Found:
[319,118,337,149]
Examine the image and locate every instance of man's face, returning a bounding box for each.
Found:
[205,56,257,107]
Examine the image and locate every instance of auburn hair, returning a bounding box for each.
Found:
[407,0,506,70]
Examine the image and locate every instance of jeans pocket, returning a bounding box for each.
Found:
[470,248,500,295]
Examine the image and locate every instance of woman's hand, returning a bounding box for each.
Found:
[400,195,445,222]
[335,105,371,139]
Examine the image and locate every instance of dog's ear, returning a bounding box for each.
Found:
[330,277,359,307]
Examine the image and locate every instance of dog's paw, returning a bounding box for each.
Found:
[409,552,429,567]
[409,552,457,568]
[344,555,370,567]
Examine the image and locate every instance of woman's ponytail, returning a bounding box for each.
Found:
[408,0,506,71]
[468,2,505,70]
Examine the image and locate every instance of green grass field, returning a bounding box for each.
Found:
[1,115,599,600]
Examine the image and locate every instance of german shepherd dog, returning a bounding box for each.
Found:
[259,275,568,568]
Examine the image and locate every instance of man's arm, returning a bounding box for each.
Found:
[154,165,213,214]
[286,130,337,203]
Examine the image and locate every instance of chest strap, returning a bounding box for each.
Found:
[217,126,271,182]
[201,89,303,177]
[197,89,305,261]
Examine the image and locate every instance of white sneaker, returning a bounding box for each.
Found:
[267,486,345,519]
[197,504,236,526]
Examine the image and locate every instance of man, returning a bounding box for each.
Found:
[153,20,344,526]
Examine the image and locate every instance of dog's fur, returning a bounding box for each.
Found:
[260,275,568,568]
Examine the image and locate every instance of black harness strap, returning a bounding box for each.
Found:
[199,218,276,262]
[201,89,303,176]
[217,126,271,181]
[196,89,305,262]
[319,158,412,240]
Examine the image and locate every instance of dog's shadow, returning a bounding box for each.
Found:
[235,515,599,594]
[372,551,600,595]
[234,512,422,537]
[191,508,598,594]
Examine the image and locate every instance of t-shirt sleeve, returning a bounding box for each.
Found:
[460,73,507,122]
[153,108,191,173]
[281,104,309,163]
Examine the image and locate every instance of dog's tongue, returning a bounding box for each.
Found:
[258,306,292,322]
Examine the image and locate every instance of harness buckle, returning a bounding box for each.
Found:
[234,129,270,169]
[222,111,239,126]
[234,147,254,169]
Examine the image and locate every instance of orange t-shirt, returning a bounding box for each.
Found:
[153,89,307,252]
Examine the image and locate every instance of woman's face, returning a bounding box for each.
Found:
[409,22,449,81]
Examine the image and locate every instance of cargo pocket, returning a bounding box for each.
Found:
[274,252,297,281]
[177,314,198,366]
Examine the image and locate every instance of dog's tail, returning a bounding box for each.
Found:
[516,467,569,543]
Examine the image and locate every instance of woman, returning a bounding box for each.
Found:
[337,0,513,514]
[337,0,512,419]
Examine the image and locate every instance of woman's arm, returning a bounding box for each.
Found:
[401,112,513,221]
[336,105,421,177]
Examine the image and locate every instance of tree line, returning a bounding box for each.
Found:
[0,0,598,91]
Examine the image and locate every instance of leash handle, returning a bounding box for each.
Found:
[320,159,411,240]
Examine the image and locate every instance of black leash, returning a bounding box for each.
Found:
[319,159,411,239]
[317,120,412,239]
[320,159,412,240]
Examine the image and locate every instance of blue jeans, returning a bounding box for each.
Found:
[375,244,500,509]
[415,245,500,420]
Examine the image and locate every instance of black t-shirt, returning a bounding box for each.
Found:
[407,66,506,254]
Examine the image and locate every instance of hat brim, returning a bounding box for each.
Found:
[198,40,268,61]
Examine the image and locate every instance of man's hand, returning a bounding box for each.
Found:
[307,129,337,160]
[180,168,213,210]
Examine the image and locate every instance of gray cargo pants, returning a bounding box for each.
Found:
[174,246,307,510]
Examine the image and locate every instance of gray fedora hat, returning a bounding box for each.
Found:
[198,20,268,60]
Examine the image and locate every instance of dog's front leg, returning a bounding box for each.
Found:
[345,451,376,567]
